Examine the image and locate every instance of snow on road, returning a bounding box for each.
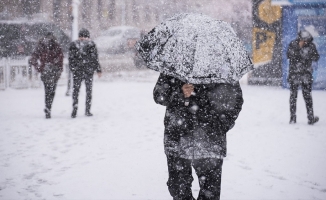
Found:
[0,70,325,199]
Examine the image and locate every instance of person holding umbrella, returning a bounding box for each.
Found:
[136,13,252,200]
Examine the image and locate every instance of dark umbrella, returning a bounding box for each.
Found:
[136,13,253,84]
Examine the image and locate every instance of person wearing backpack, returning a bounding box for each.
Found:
[68,28,102,118]
[29,32,63,119]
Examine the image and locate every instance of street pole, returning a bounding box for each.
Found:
[66,0,80,96]
[121,0,126,25]
[72,0,80,40]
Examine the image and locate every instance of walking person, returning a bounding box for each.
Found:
[29,32,63,119]
[153,74,243,199]
[68,28,102,118]
[287,30,320,125]
[136,13,252,200]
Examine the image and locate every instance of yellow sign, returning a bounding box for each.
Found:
[253,27,276,64]
[258,0,282,24]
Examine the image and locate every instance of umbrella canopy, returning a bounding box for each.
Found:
[136,13,253,84]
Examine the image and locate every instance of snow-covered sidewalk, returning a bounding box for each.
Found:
[1,71,326,199]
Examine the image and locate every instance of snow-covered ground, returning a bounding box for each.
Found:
[0,70,326,200]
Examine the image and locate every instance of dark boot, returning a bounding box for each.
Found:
[289,115,296,124]
[44,108,51,119]
[71,107,77,118]
[173,197,195,200]
[308,116,319,125]
[85,110,93,117]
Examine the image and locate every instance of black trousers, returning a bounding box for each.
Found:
[289,82,314,120]
[72,73,93,112]
[66,67,72,94]
[166,156,223,200]
[41,73,59,111]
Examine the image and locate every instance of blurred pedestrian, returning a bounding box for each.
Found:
[287,30,320,125]
[29,32,63,119]
[68,28,102,118]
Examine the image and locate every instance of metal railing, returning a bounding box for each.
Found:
[0,53,143,90]
[0,57,69,90]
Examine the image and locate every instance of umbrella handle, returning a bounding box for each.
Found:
[184,98,190,106]
[184,91,195,106]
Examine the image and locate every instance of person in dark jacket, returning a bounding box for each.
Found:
[29,32,63,119]
[287,30,320,125]
[154,73,243,200]
[69,28,102,118]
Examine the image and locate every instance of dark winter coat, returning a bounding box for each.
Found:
[68,39,101,75]
[29,36,63,73]
[287,32,319,84]
[154,73,243,159]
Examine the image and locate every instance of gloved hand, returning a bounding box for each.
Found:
[300,48,310,60]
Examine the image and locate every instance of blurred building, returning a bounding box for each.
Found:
[0,0,218,36]
[250,0,326,89]
[0,0,251,39]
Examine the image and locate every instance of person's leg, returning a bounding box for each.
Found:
[43,80,51,118]
[41,72,53,118]
[302,82,319,124]
[289,82,299,123]
[166,155,194,200]
[43,81,51,110]
[66,68,72,96]
[47,77,59,111]
[193,158,223,200]
[84,74,93,116]
[72,74,82,118]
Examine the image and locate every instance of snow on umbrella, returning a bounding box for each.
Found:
[136,13,253,84]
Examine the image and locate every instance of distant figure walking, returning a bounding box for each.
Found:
[68,28,102,118]
[287,30,320,125]
[29,32,63,119]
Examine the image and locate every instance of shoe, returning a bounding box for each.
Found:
[308,116,319,125]
[44,108,51,119]
[71,108,77,118]
[289,115,296,124]
[85,111,93,117]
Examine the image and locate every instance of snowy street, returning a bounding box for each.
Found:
[0,70,326,199]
